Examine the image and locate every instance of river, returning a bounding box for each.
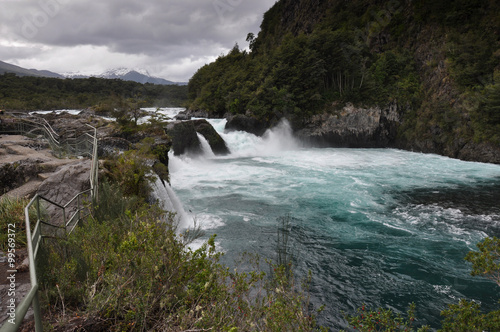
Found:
[166,114,500,330]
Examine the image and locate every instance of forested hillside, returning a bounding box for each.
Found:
[0,73,188,110]
[188,0,500,162]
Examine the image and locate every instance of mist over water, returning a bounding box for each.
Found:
[167,114,500,330]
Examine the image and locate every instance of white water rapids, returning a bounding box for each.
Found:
[148,109,500,330]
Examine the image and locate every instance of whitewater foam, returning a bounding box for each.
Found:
[207,118,299,158]
[196,133,215,158]
[162,108,500,330]
[150,175,191,229]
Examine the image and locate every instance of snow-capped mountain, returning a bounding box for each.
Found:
[62,68,186,85]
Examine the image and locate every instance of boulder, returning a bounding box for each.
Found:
[165,121,202,156]
[0,159,43,195]
[174,111,191,121]
[225,114,269,136]
[165,120,229,156]
[97,137,132,157]
[192,119,230,155]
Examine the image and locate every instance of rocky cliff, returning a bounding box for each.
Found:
[188,0,500,164]
[296,103,399,148]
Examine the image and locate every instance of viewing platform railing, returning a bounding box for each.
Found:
[0,112,98,332]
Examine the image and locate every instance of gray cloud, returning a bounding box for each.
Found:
[0,0,276,81]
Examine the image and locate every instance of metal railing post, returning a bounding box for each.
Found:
[78,195,81,224]
[63,207,67,238]
[27,199,42,331]
[36,196,41,222]
[33,294,43,332]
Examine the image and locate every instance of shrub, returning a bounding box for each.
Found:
[40,180,325,331]
[0,196,36,251]
[103,150,155,198]
[343,303,430,332]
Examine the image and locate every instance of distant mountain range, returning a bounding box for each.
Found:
[0,60,63,78]
[0,60,186,85]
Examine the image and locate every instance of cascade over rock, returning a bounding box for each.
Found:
[165,119,229,156]
[150,175,190,229]
[165,121,201,156]
[296,103,400,148]
[192,119,230,155]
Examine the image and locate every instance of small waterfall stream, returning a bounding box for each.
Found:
[196,132,215,158]
[150,175,191,229]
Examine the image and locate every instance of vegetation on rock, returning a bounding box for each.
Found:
[36,156,326,331]
[0,196,36,251]
[188,0,500,159]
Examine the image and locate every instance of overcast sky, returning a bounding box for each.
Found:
[0,0,276,82]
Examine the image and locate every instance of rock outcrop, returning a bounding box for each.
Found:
[165,120,229,156]
[97,137,132,157]
[295,103,400,148]
[165,121,202,156]
[37,160,92,227]
[175,109,210,120]
[0,135,87,198]
[192,120,230,155]
[0,159,42,195]
[225,114,269,137]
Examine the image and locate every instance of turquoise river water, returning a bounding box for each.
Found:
[168,117,500,330]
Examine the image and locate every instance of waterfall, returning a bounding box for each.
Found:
[196,132,215,158]
[206,118,299,157]
[150,174,191,229]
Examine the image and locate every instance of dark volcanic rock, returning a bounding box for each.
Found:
[0,159,42,195]
[457,142,500,164]
[184,109,210,118]
[165,120,229,156]
[165,121,202,156]
[174,111,191,121]
[296,103,400,148]
[225,114,269,136]
[150,136,172,165]
[97,137,132,157]
[192,119,230,155]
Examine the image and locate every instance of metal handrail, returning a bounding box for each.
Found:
[0,115,98,332]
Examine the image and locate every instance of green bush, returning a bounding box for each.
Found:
[104,150,155,198]
[0,196,36,251]
[343,303,430,332]
[40,178,325,331]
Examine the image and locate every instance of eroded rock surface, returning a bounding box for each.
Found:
[296,103,400,148]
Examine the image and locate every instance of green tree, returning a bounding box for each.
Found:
[465,237,500,286]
